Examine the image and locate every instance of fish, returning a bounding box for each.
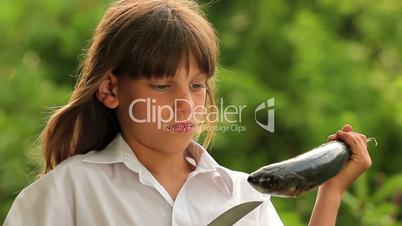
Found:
[247,140,351,197]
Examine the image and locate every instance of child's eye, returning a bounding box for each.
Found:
[151,84,171,91]
[191,83,207,90]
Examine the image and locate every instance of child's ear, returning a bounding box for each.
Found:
[96,72,119,109]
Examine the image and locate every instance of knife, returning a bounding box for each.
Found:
[207,201,263,226]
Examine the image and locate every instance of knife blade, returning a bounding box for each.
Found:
[207,201,263,226]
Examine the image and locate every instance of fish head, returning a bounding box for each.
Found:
[248,166,306,197]
[247,167,286,194]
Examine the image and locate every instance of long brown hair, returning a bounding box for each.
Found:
[40,0,219,175]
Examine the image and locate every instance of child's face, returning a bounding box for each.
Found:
[116,55,207,153]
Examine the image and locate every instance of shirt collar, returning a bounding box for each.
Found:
[82,133,234,196]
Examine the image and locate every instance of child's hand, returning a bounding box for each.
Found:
[322,124,372,194]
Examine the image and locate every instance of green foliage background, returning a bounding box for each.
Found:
[0,0,401,225]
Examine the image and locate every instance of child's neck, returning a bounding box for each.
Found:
[121,133,195,200]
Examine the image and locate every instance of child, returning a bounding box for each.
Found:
[4,0,372,225]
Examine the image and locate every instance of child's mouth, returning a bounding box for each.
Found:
[167,122,194,133]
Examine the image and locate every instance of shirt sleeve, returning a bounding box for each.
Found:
[3,173,73,226]
[258,194,284,226]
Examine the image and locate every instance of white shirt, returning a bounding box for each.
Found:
[4,133,283,226]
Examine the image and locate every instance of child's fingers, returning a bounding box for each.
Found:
[327,132,366,147]
[336,130,372,168]
[342,124,353,132]
[359,134,368,144]
[327,134,337,142]
[336,130,363,152]
[339,124,368,146]
[328,125,368,152]
[348,132,368,147]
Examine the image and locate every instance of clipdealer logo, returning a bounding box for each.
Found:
[128,97,275,133]
[254,97,275,133]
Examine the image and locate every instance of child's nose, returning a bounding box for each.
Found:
[174,90,193,116]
